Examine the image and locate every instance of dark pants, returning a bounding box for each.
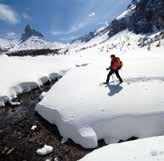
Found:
[106,69,123,84]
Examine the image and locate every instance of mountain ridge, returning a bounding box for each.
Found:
[72,0,164,44]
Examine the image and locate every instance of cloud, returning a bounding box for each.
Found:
[50,31,66,36]
[51,12,97,37]
[88,12,95,17]
[59,35,78,42]
[7,32,16,37]
[22,13,31,20]
[6,32,17,39]
[51,21,89,36]
[0,4,18,24]
[70,22,88,32]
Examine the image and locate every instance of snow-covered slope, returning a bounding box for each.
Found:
[69,30,143,55]
[0,53,92,106]
[116,4,135,20]
[80,136,164,161]
[36,30,164,148]
[0,37,16,50]
[1,27,163,149]
[9,36,65,52]
[1,0,164,151]
[71,0,164,52]
[72,0,134,44]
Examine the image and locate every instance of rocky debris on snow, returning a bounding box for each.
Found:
[138,31,164,48]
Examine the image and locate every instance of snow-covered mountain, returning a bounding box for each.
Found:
[0,25,66,54]
[72,0,164,46]
[0,0,162,55]
[6,25,66,53]
[9,36,65,52]
[0,37,16,52]
[2,0,164,55]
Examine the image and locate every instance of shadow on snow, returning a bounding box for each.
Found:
[107,83,123,96]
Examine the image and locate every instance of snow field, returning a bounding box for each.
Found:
[36,41,164,148]
[0,54,92,106]
[79,136,164,161]
[1,29,164,150]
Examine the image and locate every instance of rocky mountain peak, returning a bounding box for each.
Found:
[20,25,44,42]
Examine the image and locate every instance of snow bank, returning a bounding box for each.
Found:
[36,145,53,155]
[0,54,91,106]
[36,44,164,148]
[80,136,164,161]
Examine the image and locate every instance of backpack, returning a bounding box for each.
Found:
[119,58,123,69]
[112,57,123,70]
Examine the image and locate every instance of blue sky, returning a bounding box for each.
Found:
[0,0,131,42]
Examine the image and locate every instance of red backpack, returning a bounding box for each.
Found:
[112,57,123,70]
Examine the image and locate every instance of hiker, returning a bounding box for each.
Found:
[106,54,123,84]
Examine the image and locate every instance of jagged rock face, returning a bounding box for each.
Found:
[72,0,164,43]
[20,25,44,42]
[108,0,164,37]
[108,18,128,37]
[130,0,164,33]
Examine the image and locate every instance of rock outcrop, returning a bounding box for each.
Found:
[108,0,164,37]
[20,25,44,42]
[72,0,164,43]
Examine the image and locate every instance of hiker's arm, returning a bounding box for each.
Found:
[106,66,111,70]
[106,60,113,70]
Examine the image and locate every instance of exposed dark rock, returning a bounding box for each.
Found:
[108,18,128,37]
[108,0,164,36]
[73,0,164,43]
[0,78,90,161]
[20,25,44,42]
[6,48,61,57]
[0,47,7,53]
